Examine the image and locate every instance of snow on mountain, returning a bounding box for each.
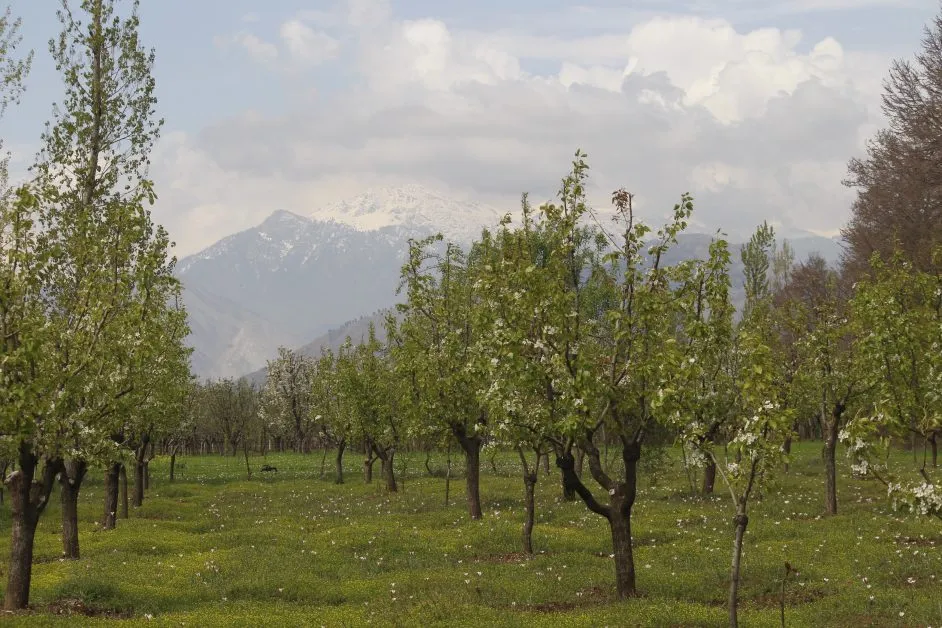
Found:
[178,183,844,381]
[178,185,507,379]
[310,184,505,244]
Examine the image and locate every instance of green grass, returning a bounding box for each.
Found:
[0,443,939,626]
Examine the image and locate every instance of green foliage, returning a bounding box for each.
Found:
[842,250,942,518]
[342,323,404,451]
[195,379,261,455]
[1,0,190,467]
[667,222,794,504]
[260,347,316,450]
[740,221,775,316]
[393,234,486,445]
[471,192,594,454]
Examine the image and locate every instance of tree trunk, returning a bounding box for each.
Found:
[379,449,397,492]
[243,441,252,481]
[609,503,636,599]
[557,441,640,599]
[134,435,149,508]
[143,461,150,490]
[102,463,121,530]
[134,458,145,508]
[335,441,345,485]
[319,446,329,478]
[728,510,749,628]
[561,467,576,501]
[540,452,550,474]
[119,465,129,519]
[4,449,60,610]
[455,431,483,519]
[823,406,842,516]
[703,458,717,495]
[618,443,641,598]
[169,453,176,482]
[823,435,838,515]
[363,450,376,483]
[59,459,88,560]
[930,433,938,468]
[444,443,452,506]
[5,493,38,610]
[782,436,793,473]
[574,448,584,476]
[522,469,537,554]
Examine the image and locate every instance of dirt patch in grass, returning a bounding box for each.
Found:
[521,586,613,613]
[752,587,827,608]
[46,598,134,619]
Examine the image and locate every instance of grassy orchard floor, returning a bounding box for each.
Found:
[0,444,939,627]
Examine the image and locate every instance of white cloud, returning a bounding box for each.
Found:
[279,19,340,65]
[214,32,279,64]
[159,5,895,256]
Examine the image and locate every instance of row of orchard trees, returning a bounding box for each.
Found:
[0,0,191,610]
[255,153,940,627]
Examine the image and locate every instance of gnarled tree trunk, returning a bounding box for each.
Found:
[60,459,88,559]
[4,448,61,610]
[562,447,583,501]
[454,428,483,519]
[335,440,346,485]
[375,445,397,493]
[703,459,717,495]
[363,443,377,483]
[557,439,641,599]
[561,469,576,501]
[119,464,128,519]
[133,434,150,508]
[519,449,538,554]
[102,462,121,530]
[133,458,145,507]
[243,441,252,480]
[609,496,636,599]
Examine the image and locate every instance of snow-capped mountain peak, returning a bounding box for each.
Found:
[177,185,505,378]
[260,209,311,229]
[309,184,505,243]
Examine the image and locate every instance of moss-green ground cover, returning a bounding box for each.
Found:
[0,443,938,626]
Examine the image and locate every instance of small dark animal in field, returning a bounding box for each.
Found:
[260,464,278,473]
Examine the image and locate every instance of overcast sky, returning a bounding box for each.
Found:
[2,0,938,256]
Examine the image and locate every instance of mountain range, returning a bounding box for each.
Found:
[175,185,843,381]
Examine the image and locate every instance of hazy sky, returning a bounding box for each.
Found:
[2,0,938,256]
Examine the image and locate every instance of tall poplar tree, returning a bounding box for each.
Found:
[1,0,186,607]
